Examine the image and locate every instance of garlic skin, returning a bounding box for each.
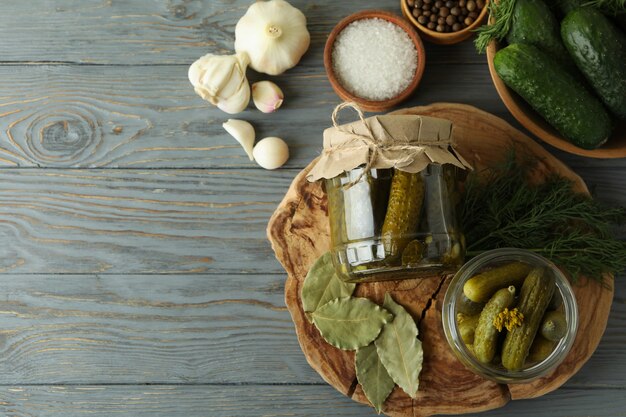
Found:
[235,0,310,76]
[188,53,251,114]
[253,137,289,170]
[252,81,284,113]
[223,119,256,161]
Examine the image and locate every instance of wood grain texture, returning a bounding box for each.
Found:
[0,0,484,65]
[0,273,320,385]
[0,385,623,417]
[268,104,615,417]
[0,64,507,168]
[0,271,622,387]
[0,168,292,274]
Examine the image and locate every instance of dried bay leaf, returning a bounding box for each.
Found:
[312,297,393,350]
[375,293,423,398]
[356,343,395,414]
[301,252,356,320]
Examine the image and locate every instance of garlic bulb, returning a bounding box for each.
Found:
[223,119,256,160]
[188,53,250,114]
[235,0,310,76]
[252,81,284,113]
[253,137,289,170]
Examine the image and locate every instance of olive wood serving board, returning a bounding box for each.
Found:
[267,103,613,417]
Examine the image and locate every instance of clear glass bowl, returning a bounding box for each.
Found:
[442,248,578,383]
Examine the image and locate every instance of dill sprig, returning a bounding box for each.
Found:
[474,0,517,53]
[460,152,626,283]
[585,0,626,13]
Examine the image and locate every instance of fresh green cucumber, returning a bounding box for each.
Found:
[506,0,574,69]
[562,8,626,120]
[494,43,613,150]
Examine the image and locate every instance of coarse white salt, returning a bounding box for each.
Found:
[332,18,418,101]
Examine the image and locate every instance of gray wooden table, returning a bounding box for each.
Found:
[0,1,623,416]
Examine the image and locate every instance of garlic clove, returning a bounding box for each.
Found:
[235,0,311,75]
[188,54,209,87]
[253,136,290,170]
[188,52,251,114]
[215,53,249,98]
[223,119,256,161]
[217,80,251,114]
[252,81,284,113]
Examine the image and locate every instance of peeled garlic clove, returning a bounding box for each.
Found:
[253,137,289,170]
[252,81,284,113]
[235,0,310,75]
[223,119,255,161]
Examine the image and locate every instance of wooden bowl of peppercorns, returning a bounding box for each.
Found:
[401,0,489,44]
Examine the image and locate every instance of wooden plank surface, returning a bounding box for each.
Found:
[0,273,314,384]
[0,169,291,274]
[0,272,622,386]
[0,0,483,65]
[0,0,625,416]
[0,385,624,417]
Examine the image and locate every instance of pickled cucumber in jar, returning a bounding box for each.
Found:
[326,163,465,282]
[381,170,425,261]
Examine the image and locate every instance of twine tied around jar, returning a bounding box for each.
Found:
[331,102,457,187]
[307,102,472,185]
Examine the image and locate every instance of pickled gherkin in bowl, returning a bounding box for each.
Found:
[325,163,464,282]
[442,249,578,383]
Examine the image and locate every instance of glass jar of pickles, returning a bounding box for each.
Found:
[325,163,464,282]
[308,103,472,282]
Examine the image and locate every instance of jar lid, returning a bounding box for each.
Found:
[307,102,472,182]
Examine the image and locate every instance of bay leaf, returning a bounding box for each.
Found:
[312,297,393,350]
[356,343,395,414]
[375,293,423,398]
[301,252,356,319]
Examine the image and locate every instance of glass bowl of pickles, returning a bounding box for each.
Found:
[442,248,578,383]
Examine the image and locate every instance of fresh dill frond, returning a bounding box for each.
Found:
[585,0,626,13]
[460,151,626,283]
[474,0,517,53]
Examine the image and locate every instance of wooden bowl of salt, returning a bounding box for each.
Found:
[324,10,426,112]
